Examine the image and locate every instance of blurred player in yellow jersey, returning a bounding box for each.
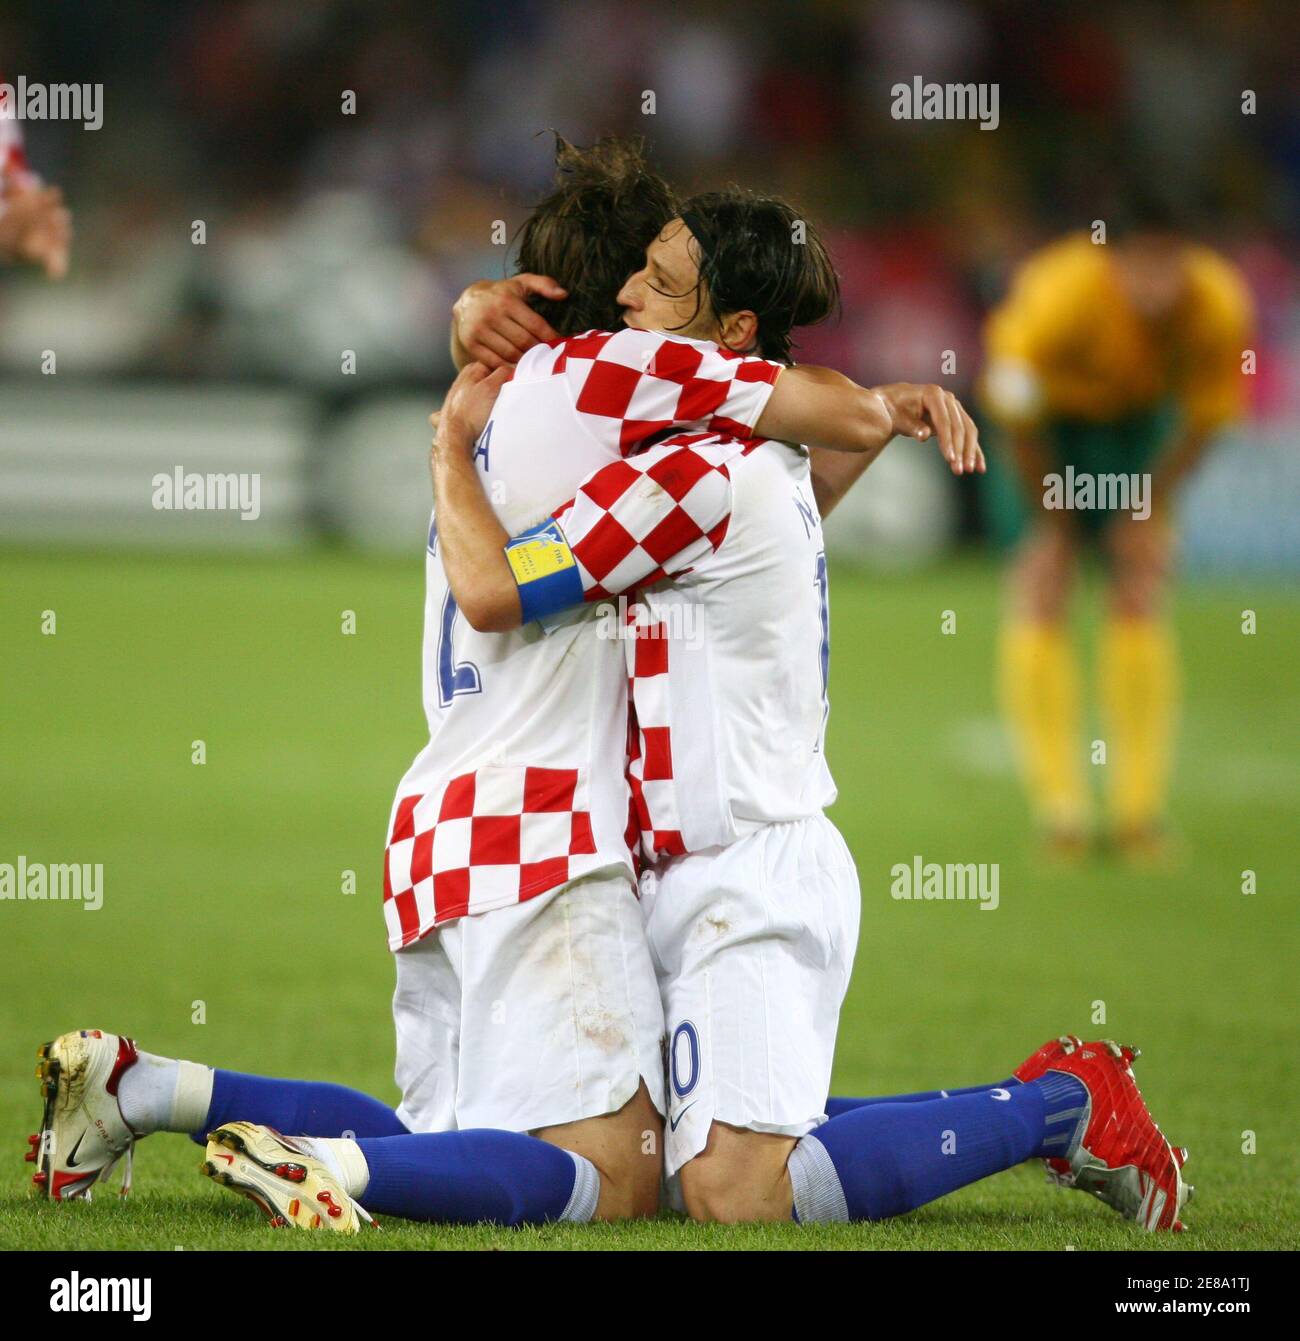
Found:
[980,207,1253,858]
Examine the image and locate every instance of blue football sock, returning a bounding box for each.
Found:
[790,1072,1088,1222]
[356,1130,599,1226]
[825,1079,1020,1117]
[194,1070,410,1145]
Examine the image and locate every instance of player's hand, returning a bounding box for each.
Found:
[0,184,72,279]
[432,362,511,453]
[452,274,567,370]
[875,383,985,476]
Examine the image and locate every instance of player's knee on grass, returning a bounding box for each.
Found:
[1010,523,1077,622]
[679,1123,797,1224]
[534,1079,663,1221]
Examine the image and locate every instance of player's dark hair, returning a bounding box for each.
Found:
[671,189,841,363]
[515,134,678,336]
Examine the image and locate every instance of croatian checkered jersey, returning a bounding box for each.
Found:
[520,434,838,861]
[623,437,837,858]
[382,328,780,949]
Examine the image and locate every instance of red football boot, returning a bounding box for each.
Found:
[1013,1035,1083,1085]
[1012,1036,1083,1179]
[1037,1037,1191,1231]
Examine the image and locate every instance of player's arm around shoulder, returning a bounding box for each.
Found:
[757,365,890,452]
[758,365,983,475]
[430,365,522,632]
[432,361,600,634]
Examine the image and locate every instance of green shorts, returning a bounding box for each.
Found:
[979,404,1176,548]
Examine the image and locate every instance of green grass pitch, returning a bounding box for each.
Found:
[2,546,1296,1250]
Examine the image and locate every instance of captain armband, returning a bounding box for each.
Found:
[504,518,585,624]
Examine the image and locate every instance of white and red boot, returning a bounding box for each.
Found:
[29,1029,144,1200]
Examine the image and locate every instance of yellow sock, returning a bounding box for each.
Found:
[998,620,1089,832]
[1099,615,1179,834]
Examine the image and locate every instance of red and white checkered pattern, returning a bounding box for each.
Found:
[523,328,781,458]
[0,79,36,192]
[383,765,602,949]
[556,432,759,604]
[617,438,839,863]
[383,329,780,949]
[626,607,686,860]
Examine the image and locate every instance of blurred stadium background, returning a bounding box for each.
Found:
[2,0,1297,1248]
[2,0,1299,564]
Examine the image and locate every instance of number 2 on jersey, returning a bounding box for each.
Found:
[429,515,483,707]
[437,589,482,707]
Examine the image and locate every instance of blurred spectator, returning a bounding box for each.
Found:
[0,0,1293,416]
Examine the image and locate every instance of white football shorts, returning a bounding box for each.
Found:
[641,814,861,1178]
[391,868,667,1135]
